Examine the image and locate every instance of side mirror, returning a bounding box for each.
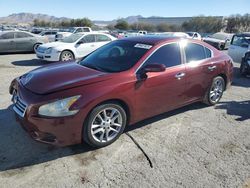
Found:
[143,63,166,73]
[137,64,166,81]
[241,43,249,48]
[76,41,84,45]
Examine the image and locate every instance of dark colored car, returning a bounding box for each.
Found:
[240,51,250,76]
[0,31,48,53]
[10,36,233,147]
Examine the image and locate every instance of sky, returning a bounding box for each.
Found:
[0,0,249,20]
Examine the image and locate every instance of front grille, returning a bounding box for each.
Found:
[13,97,27,118]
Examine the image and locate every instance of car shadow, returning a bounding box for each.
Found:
[232,67,250,88]
[215,100,250,121]
[11,59,51,66]
[0,102,207,172]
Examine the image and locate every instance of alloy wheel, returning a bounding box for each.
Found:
[90,108,123,143]
[61,51,73,61]
[209,79,224,103]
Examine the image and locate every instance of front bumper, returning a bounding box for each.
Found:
[10,80,84,147]
[36,51,60,62]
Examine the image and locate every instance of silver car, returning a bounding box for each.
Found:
[0,31,48,53]
[228,33,250,63]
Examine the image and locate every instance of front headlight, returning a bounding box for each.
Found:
[38,95,81,117]
[45,47,52,54]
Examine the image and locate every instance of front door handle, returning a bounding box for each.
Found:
[208,65,217,71]
[175,72,186,80]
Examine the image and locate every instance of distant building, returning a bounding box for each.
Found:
[138,16,224,26]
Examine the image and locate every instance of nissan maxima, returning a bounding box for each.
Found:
[10,36,233,148]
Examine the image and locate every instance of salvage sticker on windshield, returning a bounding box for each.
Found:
[134,43,152,49]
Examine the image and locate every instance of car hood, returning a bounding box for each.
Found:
[20,62,110,95]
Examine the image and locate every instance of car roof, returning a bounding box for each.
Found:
[236,33,250,37]
[120,35,179,45]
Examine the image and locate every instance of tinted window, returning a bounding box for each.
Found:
[145,43,181,68]
[75,28,82,33]
[83,35,95,43]
[0,32,14,39]
[205,47,212,58]
[185,43,206,62]
[79,40,150,73]
[15,32,33,38]
[96,34,111,42]
[231,36,250,46]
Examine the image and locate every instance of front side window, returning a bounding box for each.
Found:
[144,43,182,68]
[0,32,14,39]
[83,35,96,43]
[184,43,206,62]
[79,40,150,73]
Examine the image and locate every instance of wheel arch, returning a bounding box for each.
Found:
[217,73,227,90]
[60,49,75,60]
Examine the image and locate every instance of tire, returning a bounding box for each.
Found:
[204,76,225,106]
[33,43,41,52]
[60,50,75,62]
[240,61,247,76]
[83,103,127,148]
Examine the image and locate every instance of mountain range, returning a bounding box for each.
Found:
[0,13,143,25]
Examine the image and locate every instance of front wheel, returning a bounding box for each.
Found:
[204,76,225,105]
[33,43,41,52]
[60,50,74,62]
[240,61,247,76]
[83,103,127,148]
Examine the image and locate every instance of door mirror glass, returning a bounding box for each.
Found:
[143,63,166,73]
[76,40,84,45]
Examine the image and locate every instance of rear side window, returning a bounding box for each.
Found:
[145,43,181,68]
[96,34,111,42]
[184,43,206,62]
[205,47,212,58]
[0,32,14,39]
[15,32,33,38]
[83,35,95,43]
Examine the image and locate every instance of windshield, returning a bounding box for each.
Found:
[79,40,152,73]
[211,33,230,40]
[61,34,83,43]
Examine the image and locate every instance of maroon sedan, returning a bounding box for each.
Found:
[10,36,233,147]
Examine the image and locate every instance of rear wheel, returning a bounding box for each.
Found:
[60,50,74,61]
[204,76,225,105]
[83,103,127,148]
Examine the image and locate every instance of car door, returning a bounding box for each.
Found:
[0,32,15,52]
[228,35,249,63]
[75,34,97,57]
[15,32,35,52]
[135,43,187,121]
[183,42,217,102]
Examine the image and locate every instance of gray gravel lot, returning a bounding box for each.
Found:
[0,53,249,188]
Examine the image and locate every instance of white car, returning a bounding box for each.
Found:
[55,27,92,41]
[39,30,58,42]
[186,32,202,40]
[228,33,250,63]
[36,32,116,62]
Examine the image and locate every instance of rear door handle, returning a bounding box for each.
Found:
[175,72,186,80]
[208,65,217,71]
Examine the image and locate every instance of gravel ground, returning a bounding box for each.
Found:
[0,53,249,188]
